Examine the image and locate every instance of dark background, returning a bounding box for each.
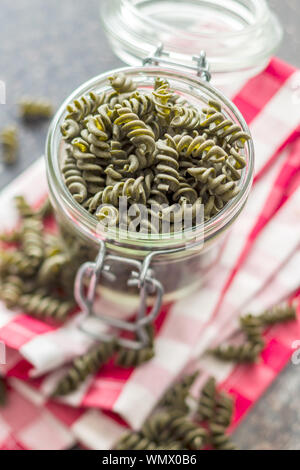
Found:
[0,0,299,450]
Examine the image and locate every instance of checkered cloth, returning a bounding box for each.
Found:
[1,57,300,449]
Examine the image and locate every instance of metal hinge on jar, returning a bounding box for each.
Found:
[75,239,166,350]
[143,43,211,82]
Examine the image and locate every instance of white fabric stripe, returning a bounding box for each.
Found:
[21,313,108,375]
[113,381,158,430]
[224,185,300,311]
[219,78,249,100]
[18,410,75,450]
[153,337,191,374]
[71,409,125,450]
[221,149,288,268]
[10,377,124,450]
[8,377,46,406]
[245,247,300,314]
[249,72,300,174]
[193,187,300,357]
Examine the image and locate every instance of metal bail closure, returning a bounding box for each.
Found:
[74,240,164,350]
[143,43,211,82]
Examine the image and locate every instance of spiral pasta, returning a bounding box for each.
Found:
[1,125,18,164]
[160,372,198,412]
[259,304,297,325]
[198,377,217,421]
[0,275,24,308]
[240,314,264,346]
[122,91,155,118]
[61,119,81,141]
[114,432,157,451]
[167,415,208,450]
[116,344,154,368]
[19,292,74,322]
[152,77,173,122]
[52,341,116,397]
[200,103,251,149]
[109,73,137,94]
[114,106,156,156]
[116,324,155,368]
[171,105,201,130]
[62,151,88,203]
[210,423,236,450]
[210,341,263,363]
[19,97,53,120]
[113,372,236,451]
[213,391,234,428]
[14,195,34,218]
[22,217,44,267]
[59,75,251,232]
[65,92,105,122]
[0,250,36,277]
[37,253,70,285]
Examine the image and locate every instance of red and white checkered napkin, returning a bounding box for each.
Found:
[0,383,75,450]
[1,57,300,449]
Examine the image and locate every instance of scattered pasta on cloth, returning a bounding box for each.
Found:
[0,57,300,449]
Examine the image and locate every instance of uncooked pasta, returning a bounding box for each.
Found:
[1,125,18,164]
[19,97,53,120]
[60,73,251,234]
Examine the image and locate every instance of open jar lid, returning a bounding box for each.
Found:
[100,0,283,85]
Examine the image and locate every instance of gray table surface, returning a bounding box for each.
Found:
[0,0,299,450]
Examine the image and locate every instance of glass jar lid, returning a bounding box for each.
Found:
[100,0,283,85]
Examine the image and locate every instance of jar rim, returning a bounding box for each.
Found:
[46,66,254,251]
[120,0,269,39]
[100,0,282,81]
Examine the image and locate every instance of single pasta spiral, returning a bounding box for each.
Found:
[154,135,180,192]
[109,72,137,94]
[152,77,173,122]
[52,341,116,397]
[114,106,156,156]
[66,91,106,122]
[62,151,88,203]
[19,291,75,322]
[1,125,18,164]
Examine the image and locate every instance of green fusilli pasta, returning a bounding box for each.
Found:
[1,125,18,164]
[19,97,53,120]
[19,292,74,322]
[197,377,217,421]
[160,372,198,412]
[209,341,263,363]
[52,340,116,397]
[259,304,297,325]
[58,74,251,235]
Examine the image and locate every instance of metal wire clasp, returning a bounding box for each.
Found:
[143,43,211,82]
[74,240,164,350]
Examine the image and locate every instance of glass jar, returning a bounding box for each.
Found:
[100,0,283,86]
[46,67,254,311]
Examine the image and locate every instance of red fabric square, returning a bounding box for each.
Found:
[220,362,276,402]
[261,339,292,372]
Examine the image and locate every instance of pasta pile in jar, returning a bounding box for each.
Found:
[60,73,251,234]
